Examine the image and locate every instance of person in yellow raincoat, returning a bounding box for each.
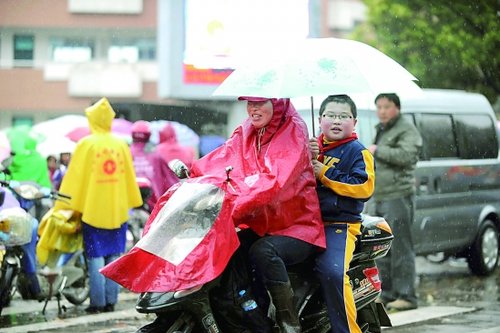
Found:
[55,97,142,314]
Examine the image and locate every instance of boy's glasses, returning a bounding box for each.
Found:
[322,113,353,121]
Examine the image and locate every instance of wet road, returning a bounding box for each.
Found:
[417,256,499,307]
[0,290,151,332]
[1,256,500,332]
[385,256,500,332]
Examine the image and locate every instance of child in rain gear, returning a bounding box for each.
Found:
[309,95,375,333]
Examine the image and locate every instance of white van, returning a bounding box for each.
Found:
[294,89,500,276]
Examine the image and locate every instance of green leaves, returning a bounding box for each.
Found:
[352,0,499,103]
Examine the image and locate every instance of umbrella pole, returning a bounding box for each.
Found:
[310,96,315,137]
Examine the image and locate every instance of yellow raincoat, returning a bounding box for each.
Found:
[55,97,142,229]
[36,208,82,267]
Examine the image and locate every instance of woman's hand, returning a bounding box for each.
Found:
[309,138,319,159]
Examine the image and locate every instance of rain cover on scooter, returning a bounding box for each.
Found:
[101,175,241,292]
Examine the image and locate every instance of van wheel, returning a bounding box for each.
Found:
[467,220,499,276]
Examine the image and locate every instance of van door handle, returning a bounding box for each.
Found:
[434,177,442,193]
[418,176,429,194]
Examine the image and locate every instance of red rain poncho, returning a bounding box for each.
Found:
[156,123,196,169]
[101,98,325,292]
[130,140,179,208]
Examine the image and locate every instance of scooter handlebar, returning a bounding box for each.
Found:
[1,179,71,201]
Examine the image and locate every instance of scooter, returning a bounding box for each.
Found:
[0,166,89,315]
[132,160,393,332]
[0,188,33,315]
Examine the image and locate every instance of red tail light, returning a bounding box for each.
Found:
[363,267,381,291]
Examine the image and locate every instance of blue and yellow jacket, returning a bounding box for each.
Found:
[315,136,375,223]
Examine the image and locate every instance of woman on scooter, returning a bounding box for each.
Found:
[189,97,326,332]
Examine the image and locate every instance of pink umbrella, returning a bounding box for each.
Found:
[66,119,133,142]
[112,118,133,134]
[66,126,90,142]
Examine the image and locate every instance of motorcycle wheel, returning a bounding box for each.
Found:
[299,290,331,333]
[63,276,89,305]
[356,301,392,333]
[62,253,90,305]
[136,311,200,333]
[0,264,16,315]
[15,271,37,300]
[127,209,149,251]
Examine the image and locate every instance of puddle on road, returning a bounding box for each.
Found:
[417,257,500,306]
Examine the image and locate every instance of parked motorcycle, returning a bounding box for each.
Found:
[0,192,33,315]
[0,174,89,315]
[126,177,152,251]
[131,161,393,332]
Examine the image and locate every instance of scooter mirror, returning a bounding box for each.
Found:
[168,159,189,179]
[1,153,14,173]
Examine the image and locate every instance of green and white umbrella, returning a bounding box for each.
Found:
[214,37,422,135]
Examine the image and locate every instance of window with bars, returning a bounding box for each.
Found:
[14,35,34,61]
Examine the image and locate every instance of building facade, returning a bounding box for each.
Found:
[0,0,166,127]
[0,0,365,132]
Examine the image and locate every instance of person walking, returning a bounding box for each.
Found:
[46,155,57,188]
[156,122,196,170]
[52,151,72,190]
[367,93,422,311]
[55,97,142,314]
[130,120,179,209]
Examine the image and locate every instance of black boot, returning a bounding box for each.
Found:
[268,282,301,333]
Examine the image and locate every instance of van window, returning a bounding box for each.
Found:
[356,110,378,146]
[418,114,458,160]
[454,114,498,159]
[402,113,415,125]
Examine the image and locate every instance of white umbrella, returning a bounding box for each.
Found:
[36,136,76,158]
[213,38,422,135]
[149,120,200,147]
[32,115,88,140]
[0,131,11,162]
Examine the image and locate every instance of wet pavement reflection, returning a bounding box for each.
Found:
[0,290,142,331]
[1,299,94,328]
